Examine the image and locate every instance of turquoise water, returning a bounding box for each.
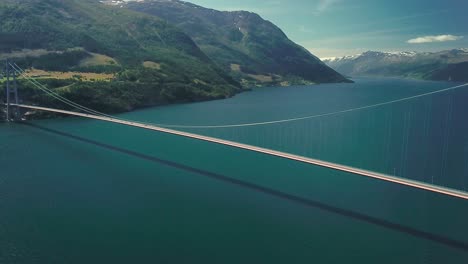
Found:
[1,78,468,263]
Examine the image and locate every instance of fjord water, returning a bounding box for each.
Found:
[1,78,468,263]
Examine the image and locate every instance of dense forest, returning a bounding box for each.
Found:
[0,0,242,117]
[0,0,349,119]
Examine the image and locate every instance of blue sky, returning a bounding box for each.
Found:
[188,0,468,58]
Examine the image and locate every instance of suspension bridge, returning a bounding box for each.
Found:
[2,60,468,200]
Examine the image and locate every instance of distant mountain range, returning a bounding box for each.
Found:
[322,49,468,82]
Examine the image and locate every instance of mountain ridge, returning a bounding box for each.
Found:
[0,0,242,114]
[123,0,351,86]
[1,0,351,119]
[323,49,468,82]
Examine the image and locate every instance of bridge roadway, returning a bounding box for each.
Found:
[11,104,468,200]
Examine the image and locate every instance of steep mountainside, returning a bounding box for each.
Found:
[124,0,351,86]
[323,49,468,82]
[0,0,241,114]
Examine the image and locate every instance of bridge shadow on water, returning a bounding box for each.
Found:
[22,122,468,252]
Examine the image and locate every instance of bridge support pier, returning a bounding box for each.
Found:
[3,60,20,122]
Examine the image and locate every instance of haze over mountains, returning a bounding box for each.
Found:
[323,49,468,82]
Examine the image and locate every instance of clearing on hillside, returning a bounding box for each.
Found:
[142,61,162,70]
[25,69,114,81]
[79,53,118,67]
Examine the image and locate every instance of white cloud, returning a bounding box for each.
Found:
[407,35,463,44]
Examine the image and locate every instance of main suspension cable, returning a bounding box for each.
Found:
[147,82,468,129]
[12,63,468,130]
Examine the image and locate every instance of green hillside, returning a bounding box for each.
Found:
[125,0,351,86]
[429,62,468,82]
[0,0,241,114]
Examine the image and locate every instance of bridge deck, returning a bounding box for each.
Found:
[12,103,468,200]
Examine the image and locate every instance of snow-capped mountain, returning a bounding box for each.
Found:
[322,49,468,82]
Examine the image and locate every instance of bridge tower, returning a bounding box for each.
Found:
[3,59,20,121]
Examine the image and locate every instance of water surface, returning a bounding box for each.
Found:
[1,78,468,263]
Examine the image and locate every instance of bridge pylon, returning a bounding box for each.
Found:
[2,59,20,122]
